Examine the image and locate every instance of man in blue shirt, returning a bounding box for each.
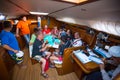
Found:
[0,21,24,65]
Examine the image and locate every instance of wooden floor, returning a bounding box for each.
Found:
[10,48,79,80]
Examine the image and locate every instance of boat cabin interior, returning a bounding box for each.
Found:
[0,0,120,80]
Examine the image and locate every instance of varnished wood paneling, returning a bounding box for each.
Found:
[16,36,26,50]
[73,62,83,80]
[0,46,16,80]
[41,17,62,29]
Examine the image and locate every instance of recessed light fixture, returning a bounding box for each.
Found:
[0,14,5,20]
[29,11,49,15]
[54,0,98,5]
[62,0,88,4]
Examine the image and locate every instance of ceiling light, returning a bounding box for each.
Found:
[62,0,88,4]
[0,14,5,20]
[29,12,49,15]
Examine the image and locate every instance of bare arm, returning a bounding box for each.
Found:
[40,42,50,52]
[16,28,19,37]
[42,41,47,47]
[31,20,37,23]
[40,45,48,51]
[99,64,111,80]
[3,45,19,53]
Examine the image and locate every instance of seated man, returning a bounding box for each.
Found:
[32,31,51,78]
[58,28,67,39]
[100,46,120,80]
[29,27,39,57]
[72,32,83,47]
[59,36,71,55]
[42,25,51,35]
[0,21,25,67]
[66,29,74,41]
[49,37,71,67]
[86,46,120,80]
[51,26,59,37]
[29,27,40,45]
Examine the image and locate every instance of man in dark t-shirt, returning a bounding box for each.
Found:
[32,39,43,57]
[32,31,51,78]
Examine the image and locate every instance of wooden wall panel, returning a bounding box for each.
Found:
[66,25,96,47]
[20,15,120,47]
[16,36,26,50]
[41,17,62,29]
[27,15,62,32]
[0,46,16,80]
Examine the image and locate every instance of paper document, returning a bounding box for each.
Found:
[73,50,91,64]
[88,56,104,64]
[52,43,59,48]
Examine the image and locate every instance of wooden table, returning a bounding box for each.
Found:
[71,53,99,79]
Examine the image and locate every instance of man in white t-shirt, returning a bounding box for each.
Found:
[72,32,82,47]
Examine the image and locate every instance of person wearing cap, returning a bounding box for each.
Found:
[86,46,120,80]
[99,46,120,80]
[0,21,25,66]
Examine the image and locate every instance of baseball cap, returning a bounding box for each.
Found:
[108,46,120,57]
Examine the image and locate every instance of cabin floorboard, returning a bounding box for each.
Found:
[10,48,79,80]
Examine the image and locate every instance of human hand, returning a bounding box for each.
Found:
[101,58,106,61]
[29,42,33,45]
[13,50,19,53]
[43,40,48,44]
[99,63,105,70]
[45,40,48,43]
[46,44,51,47]
[101,58,108,64]
[15,34,19,37]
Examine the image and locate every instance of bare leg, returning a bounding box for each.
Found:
[50,55,59,63]
[46,52,51,59]
[40,58,46,73]
[40,58,49,78]
[49,55,59,68]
